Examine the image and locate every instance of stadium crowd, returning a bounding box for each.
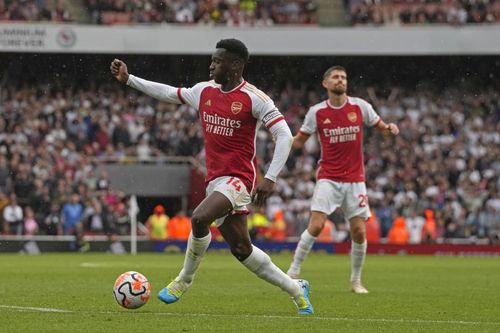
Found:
[84,0,317,25]
[0,0,72,22]
[350,0,499,26]
[0,71,498,244]
[0,0,317,26]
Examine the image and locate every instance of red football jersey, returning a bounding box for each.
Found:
[178,80,285,192]
[300,97,380,182]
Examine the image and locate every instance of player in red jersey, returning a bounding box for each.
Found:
[287,66,399,293]
[111,39,313,314]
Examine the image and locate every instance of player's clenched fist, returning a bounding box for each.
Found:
[386,123,399,136]
[110,59,129,83]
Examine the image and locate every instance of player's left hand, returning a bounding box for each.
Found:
[387,123,399,135]
[252,178,275,207]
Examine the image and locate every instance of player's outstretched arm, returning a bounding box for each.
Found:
[252,120,293,207]
[375,120,399,136]
[110,58,182,104]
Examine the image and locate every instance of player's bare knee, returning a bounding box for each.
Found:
[191,213,209,227]
[351,226,366,243]
[308,224,322,237]
[309,218,326,236]
[190,214,211,237]
[230,241,252,261]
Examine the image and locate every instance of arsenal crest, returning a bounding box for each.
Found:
[347,112,357,123]
[231,101,243,114]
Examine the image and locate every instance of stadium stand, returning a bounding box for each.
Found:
[83,0,318,25]
[0,55,498,244]
[0,1,498,247]
[349,0,499,26]
[0,0,73,22]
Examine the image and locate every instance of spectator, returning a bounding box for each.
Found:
[406,209,425,244]
[23,206,38,236]
[85,197,106,233]
[421,209,437,243]
[168,210,191,241]
[0,192,9,232]
[61,193,84,235]
[146,204,169,240]
[365,210,381,243]
[447,2,468,25]
[43,203,62,236]
[266,210,287,242]
[3,193,23,235]
[387,216,409,245]
[0,154,11,193]
[248,208,270,240]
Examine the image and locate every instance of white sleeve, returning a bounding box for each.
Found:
[247,88,285,129]
[126,75,181,104]
[256,103,286,130]
[264,120,293,182]
[300,107,317,134]
[358,99,381,127]
[245,85,291,181]
[177,82,211,109]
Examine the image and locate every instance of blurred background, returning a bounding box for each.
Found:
[0,0,498,254]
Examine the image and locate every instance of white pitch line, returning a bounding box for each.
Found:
[103,311,500,326]
[0,305,72,313]
[1,305,499,327]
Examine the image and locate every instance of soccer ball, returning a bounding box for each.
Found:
[113,271,151,309]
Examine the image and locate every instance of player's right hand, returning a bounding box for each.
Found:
[110,59,129,83]
[252,178,275,207]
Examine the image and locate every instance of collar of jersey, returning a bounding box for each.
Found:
[326,97,348,109]
[217,79,247,94]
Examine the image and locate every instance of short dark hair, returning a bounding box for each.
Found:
[323,65,347,80]
[216,38,249,63]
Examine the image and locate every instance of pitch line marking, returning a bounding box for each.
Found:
[0,305,72,313]
[1,305,499,326]
[127,312,500,326]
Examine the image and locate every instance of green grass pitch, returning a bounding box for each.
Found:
[0,252,499,333]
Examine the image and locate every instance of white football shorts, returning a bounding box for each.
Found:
[206,176,252,227]
[311,179,371,221]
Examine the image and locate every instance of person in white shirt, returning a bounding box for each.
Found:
[3,193,23,235]
[406,210,425,244]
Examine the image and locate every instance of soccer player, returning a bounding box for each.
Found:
[110,39,313,315]
[286,66,399,293]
